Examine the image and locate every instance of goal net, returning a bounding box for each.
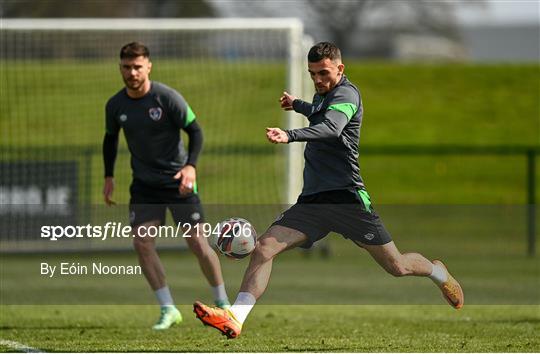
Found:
[0,18,311,252]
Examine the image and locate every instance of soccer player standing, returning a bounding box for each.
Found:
[103,42,230,330]
[193,42,464,339]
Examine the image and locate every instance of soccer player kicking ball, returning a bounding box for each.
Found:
[103,42,230,330]
[193,42,464,339]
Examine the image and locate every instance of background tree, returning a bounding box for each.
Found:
[0,0,215,17]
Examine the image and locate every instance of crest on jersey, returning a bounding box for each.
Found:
[119,114,127,122]
[315,99,325,112]
[148,107,163,121]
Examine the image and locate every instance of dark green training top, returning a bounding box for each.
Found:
[105,81,197,188]
[286,75,364,196]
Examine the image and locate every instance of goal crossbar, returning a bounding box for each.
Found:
[1,18,303,31]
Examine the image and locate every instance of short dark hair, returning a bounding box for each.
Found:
[120,42,150,59]
[308,42,341,63]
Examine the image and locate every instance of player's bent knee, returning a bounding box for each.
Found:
[251,239,279,262]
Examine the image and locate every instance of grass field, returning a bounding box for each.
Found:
[1,60,539,352]
[1,305,538,352]
[1,229,539,351]
[2,232,539,305]
[1,61,539,205]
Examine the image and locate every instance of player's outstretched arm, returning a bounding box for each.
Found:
[287,110,348,143]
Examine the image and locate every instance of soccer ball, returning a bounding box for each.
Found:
[214,217,257,259]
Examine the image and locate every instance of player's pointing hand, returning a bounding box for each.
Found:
[279,91,297,111]
[266,127,289,144]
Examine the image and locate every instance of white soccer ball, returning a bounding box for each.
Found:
[214,217,257,259]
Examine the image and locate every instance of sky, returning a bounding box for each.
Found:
[456,0,540,25]
[209,0,539,26]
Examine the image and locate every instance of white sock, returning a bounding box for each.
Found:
[212,283,229,303]
[155,286,174,307]
[429,263,448,285]
[230,292,256,324]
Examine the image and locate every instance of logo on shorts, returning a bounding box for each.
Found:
[191,212,201,221]
[274,213,284,222]
[148,107,163,121]
[119,114,127,122]
[364,233,375,241]
[129,211,136,224]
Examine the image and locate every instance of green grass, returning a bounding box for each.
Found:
[1,60,539,352]
[1,230,539,351]
[348,63,539,146]
[1,305,539,352]
[2,224,539,305]
[1,61,539,204]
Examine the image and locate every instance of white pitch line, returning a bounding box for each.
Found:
[0,339,44,353]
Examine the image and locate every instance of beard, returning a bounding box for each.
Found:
[123,77,144,90]
[315,85,328,94]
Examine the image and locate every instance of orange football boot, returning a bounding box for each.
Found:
[193,301,242,339]
[433,260,464,309]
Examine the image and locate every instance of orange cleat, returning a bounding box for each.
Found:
[433,260,464,309]
[193,301,242,339]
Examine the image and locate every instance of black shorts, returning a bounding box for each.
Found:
[129,179,204,227]
[272,189,392,248]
